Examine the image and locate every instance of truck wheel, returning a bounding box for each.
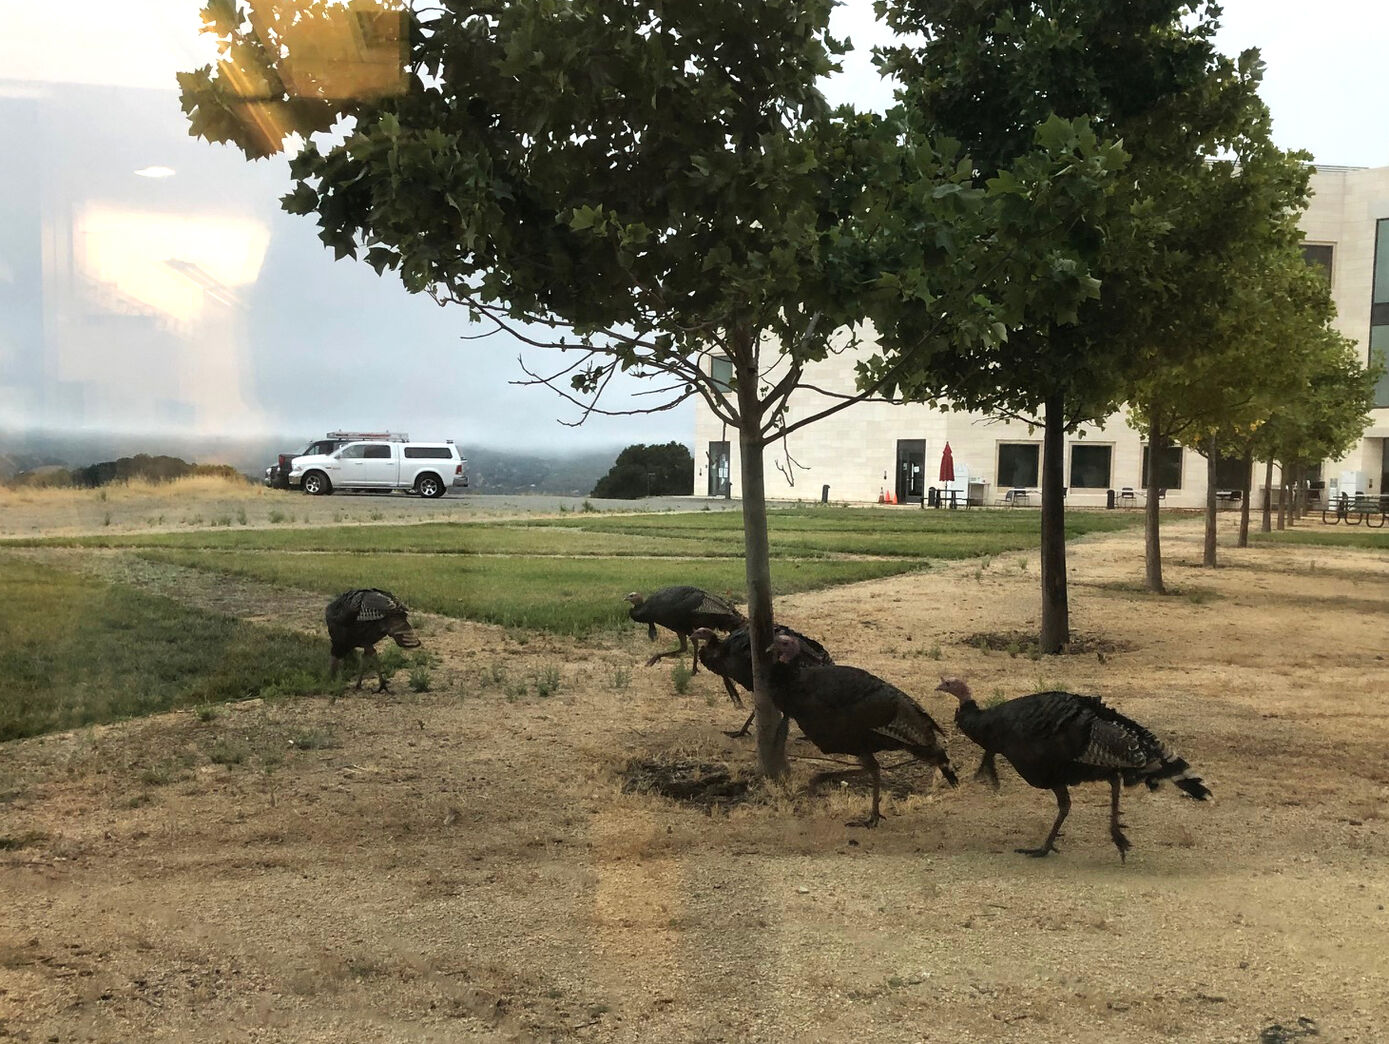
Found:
[302,471,332,496]
[417,474,446,499]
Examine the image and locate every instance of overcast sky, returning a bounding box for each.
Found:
[1,0,1384,453]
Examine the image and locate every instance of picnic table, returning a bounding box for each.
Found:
[1321,494,1389,527]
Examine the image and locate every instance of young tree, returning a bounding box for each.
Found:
[1252,332,1380,529]
[180,0,1107,774]
[1128,163,1326,581]
[873,0,1271,648]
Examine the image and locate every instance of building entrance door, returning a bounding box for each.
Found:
[895,439,925,504]
[707,441,731,498]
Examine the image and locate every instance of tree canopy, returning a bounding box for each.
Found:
[591,442,694,500]
[181,0,1128,774]
[869,0,1291,647]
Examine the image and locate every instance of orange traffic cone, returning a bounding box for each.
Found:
[878,488,885,503]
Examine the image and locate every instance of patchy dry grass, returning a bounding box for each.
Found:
[4,500,1389,1043]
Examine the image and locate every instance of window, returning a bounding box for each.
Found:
[337,444,368,459]
[1373,221,1389,408]
[710,356,733,392]
[363,443,392,459]
[1301,243,1333,284]
[1214,456,1251,491]
[1068,444,1112,489]
[1141,442,1184,489]
[404,446,452,459]
[997,443,1039,488]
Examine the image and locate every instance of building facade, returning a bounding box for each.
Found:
[693,165,1389,508]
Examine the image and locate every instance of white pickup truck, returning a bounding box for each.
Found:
[289,439,468,498]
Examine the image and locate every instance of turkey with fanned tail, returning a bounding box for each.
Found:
[936,677,1211,860]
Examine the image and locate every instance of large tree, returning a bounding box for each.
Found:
[181,0,1112,775]
[872,0,1272,649]
[591,442,693,500]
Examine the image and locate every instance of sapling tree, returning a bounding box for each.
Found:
[872,0,1276,646]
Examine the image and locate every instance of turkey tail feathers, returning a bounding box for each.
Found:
[1134,754,1211,801]
[1172,767,1212,801]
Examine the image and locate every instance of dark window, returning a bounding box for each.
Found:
[1214,456,1251,491]
[1374,221,1389,407]
[710,357,733,392]
[404,446,452,458]
[997,443,1039,488]
[1141,442,1184,489]
[1376,219,1389,304]
[1371,331,1389,409]
[363,443,392,459]
[1301,243,1333,284]
[1068,444,1111,489]
[307,440,340,455]
[338,444,368,459]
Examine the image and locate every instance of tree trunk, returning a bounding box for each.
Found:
[734,365,788,780]
[1237,448,1253,548]
[1144,409,1165,594]
[1261,458,1274,533]
[1203,443,1218,567]
[1039,393,1069,652]
[1276,474,1287,530]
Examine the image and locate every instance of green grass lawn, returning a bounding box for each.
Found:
[135,550,927,634]
[1251,526,1389,549]
[0,560,326,741]
[0,506,1147,738]
[8,505,1142,560]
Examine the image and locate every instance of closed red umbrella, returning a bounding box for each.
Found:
[939,442,955,483]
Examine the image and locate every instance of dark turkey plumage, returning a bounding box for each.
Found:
[625,586,745,673]
[936,678,1211,860]
[693,625,833,737]
[325,588,421,692]
[769,633,958,827]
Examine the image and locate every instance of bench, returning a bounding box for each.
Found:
[1321,494,1389,528]
[1215,489,1243,508]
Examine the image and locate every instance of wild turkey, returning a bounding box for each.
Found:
[625,586,744,673]
[325,588,421,692]
[768,633,958,827]
[935,678,1211,860]
[692,624,833,738]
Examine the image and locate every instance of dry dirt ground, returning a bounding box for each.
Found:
[1,493,1386,1043]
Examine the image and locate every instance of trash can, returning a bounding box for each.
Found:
[1106,489,1116,510]
[821,484,830,504]
[927,487,939,508]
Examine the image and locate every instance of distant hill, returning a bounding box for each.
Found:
[0,431,630,497]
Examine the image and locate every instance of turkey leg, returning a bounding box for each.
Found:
[1018,786,1070,857]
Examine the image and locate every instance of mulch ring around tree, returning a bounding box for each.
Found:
[962,630,1137,659]
[620,756,756,810]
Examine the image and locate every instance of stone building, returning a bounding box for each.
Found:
[694,165,1389,508]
